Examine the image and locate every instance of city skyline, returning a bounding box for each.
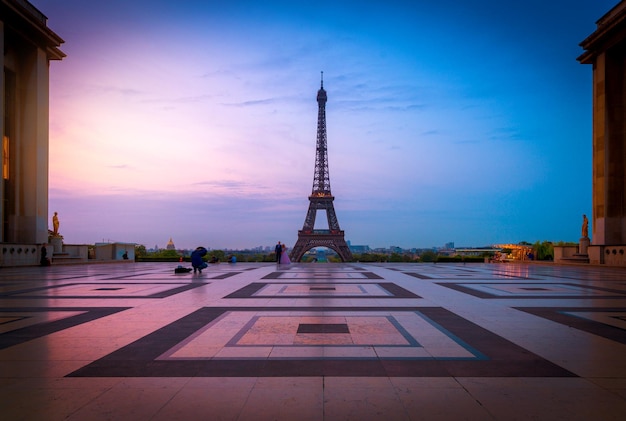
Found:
[32,0,617,250]
[146,239,462,253]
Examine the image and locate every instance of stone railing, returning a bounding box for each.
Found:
[588,245,626,266]
[0,243,41,266]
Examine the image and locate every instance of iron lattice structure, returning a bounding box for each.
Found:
[290,75,353,262]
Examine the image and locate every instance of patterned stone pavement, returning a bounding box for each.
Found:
[1,262,626,420]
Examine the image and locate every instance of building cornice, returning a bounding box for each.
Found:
[578,1,626,64]
[0,0,65,60]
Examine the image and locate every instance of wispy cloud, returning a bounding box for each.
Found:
[221,98,280,107]
[41,0,603,250]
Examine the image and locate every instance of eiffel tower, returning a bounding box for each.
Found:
[290,74,353,262]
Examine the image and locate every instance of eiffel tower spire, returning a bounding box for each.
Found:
[290,74,352,262]
[312,71,331,197]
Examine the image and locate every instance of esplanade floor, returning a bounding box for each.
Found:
[1,262,626,420]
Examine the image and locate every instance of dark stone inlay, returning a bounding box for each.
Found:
[297,323,350,334]
[404,272,433,280]
[516,307,626,345]
[0,282,208,299]
[520,287,549,291]
[263,272,287,279]
[310,287,336,291]
[262,271,383,280]
[379,283,420,298]
[407,272,540,281]
[212,272,241,280]
[67,306,575,378]
[438,283,626,299]
[224,282,420,299]
[224,283,267,298]
[106,273,176,280]
[0,307,130,350]
[0,316,29,325]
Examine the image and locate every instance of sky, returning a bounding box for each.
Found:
[32,0,619,250]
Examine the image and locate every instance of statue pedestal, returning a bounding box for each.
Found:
[579,237,590,255]
[50,236,63,254]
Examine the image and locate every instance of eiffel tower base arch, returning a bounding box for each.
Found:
[290,231,353,262]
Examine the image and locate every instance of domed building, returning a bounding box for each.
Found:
[166,238,176,250]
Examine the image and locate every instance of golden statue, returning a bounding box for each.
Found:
[582,214,588,238]
[52,212,60,236]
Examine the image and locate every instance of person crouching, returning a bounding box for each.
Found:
[191,246,208,273]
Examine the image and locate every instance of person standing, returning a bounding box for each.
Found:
[275,241,282,264]
[280,245,291,265]
[40,244,50,266]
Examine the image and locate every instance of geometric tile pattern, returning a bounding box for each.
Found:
[3,261,626,419]
[437,282,626,299]
[224,282,420,298]
[67,306,573,378]
[0,282,208,299]
[263,271,383,279]
[515,307,626,344]
[0,307,129,349]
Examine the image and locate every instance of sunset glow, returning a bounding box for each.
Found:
[33,0,616,250]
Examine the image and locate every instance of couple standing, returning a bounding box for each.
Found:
[275,241,291,264]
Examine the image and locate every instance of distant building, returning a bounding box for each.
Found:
[578,1,626,265]
[166,238,176,250]
[492,244,532,261]
[1,0,64,243]
[0,0,65,266]
[348,244,371,253]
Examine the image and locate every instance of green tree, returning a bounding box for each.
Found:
[135,244,147,258]
[532,241,554,260]
[156,249,180,258]
[354,253,388,262]
[419,250,438,262]
[262,253,275,262]
[554,240,577,247]
[208,249,225,262]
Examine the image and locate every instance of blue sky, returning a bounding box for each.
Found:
[32,0,618,250]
